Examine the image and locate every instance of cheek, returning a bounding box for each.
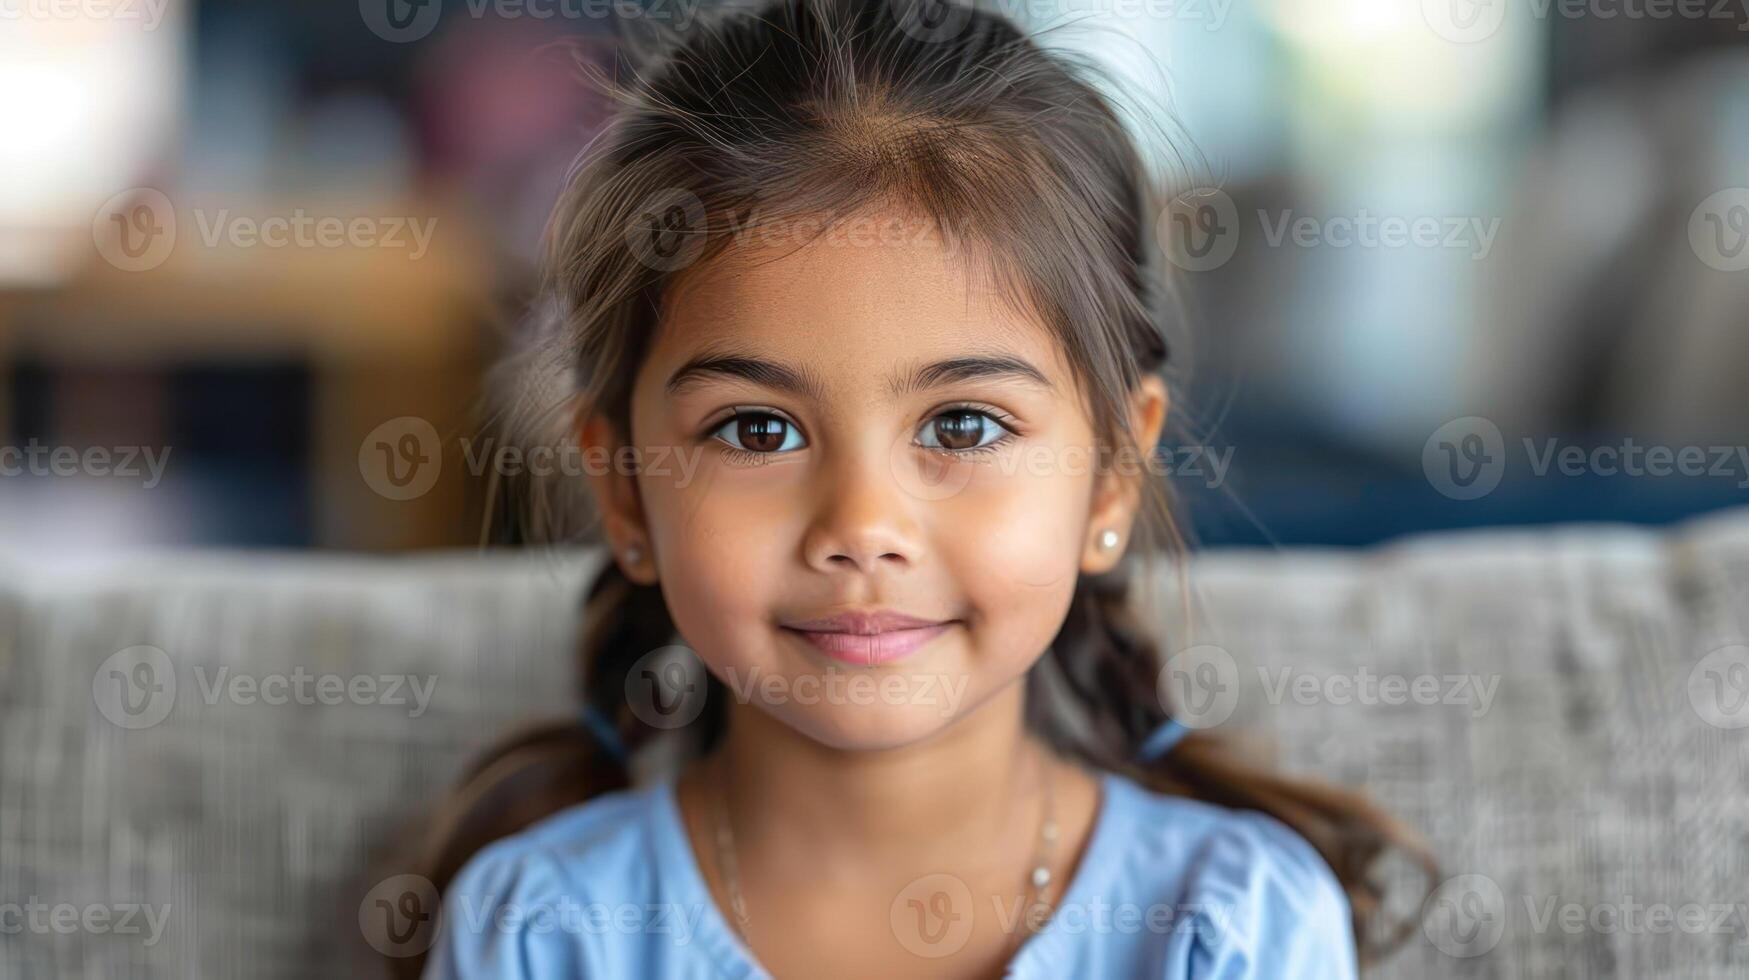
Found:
[933,453,1091,646]
[641,469,792,667]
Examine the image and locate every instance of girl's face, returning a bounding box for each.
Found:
[589,208,1166,750]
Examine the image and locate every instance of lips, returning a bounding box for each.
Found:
[780,610,955,666]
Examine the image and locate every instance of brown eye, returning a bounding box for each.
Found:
[919,409,1003,452]
[710,412,804,453]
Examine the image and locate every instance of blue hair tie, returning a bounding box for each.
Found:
[580,703,629,764]
[1135,717,1190,762]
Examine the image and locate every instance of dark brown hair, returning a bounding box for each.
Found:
[403,0,1435,972]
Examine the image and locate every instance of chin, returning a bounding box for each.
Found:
[767,698,970,752]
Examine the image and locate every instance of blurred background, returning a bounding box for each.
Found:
[2,0,1746,554]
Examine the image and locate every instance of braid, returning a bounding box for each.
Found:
[580,560,680,752]
[1036,559,1438,967]
[400,557,710,979]
[1032,569,1167,764]
[581,561,730,761]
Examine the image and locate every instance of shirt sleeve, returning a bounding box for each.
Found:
[1172,811,1359,980]
[420,837,592,980]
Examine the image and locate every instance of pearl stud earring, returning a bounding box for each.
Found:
[623,542,643,564]
[1098,529,1120,551]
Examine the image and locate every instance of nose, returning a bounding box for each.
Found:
[801,442,924,575]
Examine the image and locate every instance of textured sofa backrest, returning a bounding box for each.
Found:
[3,509,1747,978]
[1,551,595,978]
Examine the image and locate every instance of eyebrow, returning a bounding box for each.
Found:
[664,348,1054,400]
[889,355,1054,398]
[665,350,830,401]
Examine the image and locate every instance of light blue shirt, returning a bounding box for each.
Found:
[423,769,1357,978]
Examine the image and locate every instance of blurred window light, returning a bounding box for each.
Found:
[0,2,186,284]
[1027,3,1288,182]
[1257,0,1545,451]
[1261,0,1540,129]
[1030,0,1547,454]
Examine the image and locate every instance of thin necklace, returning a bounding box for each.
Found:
[710,746,1061,950]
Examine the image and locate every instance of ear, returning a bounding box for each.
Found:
[579,412,659,585]
[1081,374,1169,575]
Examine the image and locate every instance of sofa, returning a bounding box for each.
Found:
[4,507,1748,977]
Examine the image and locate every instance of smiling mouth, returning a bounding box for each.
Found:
[779,611,956,666]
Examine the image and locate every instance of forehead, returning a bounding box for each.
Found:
[644,210,1076,392]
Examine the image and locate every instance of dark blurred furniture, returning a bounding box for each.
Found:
[0,195,491,550]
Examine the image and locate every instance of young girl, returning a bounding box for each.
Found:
[413,0,1432,976]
